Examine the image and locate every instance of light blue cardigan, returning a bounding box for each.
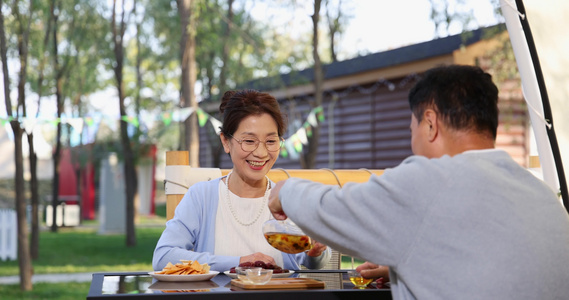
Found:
[152,177,330,272]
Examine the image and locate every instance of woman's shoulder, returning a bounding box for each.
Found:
[181,176,224,202]
[176,176,224,213]
[188,176,223,190]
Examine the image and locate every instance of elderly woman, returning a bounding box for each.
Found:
[152,89,330,272]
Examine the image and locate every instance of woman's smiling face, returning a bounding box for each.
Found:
[223,113,280,184]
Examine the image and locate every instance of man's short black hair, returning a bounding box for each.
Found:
[408,65,499,140]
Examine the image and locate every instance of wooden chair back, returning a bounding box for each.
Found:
[164,151,385,269]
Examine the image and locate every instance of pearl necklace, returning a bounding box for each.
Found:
[225,171,270,226]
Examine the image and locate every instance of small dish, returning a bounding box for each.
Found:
[224,269,294,279]
[347,270,373,288]
[235,267,261,283]
[245,268,273,285]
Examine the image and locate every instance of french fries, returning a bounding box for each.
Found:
[156,260,211,275]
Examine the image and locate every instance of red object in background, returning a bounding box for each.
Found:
[81,163,95,220]
[57,144,157,220]
[57,147,97,220]
[58,149,78,204]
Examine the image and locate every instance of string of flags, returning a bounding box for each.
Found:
[0,74,418,158]
[0,105,325,159]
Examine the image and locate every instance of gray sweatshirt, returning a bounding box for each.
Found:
[280,149,569,300]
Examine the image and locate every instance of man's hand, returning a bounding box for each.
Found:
[355,261,390,280]
[306,241,327,257]
[268,180,288,220]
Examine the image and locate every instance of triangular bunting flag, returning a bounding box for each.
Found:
[162,112,172,126]
[66,118,85,134]
[121,115,140,127]
[296,127,308,145]
[0,117,12,126]
[197,108,208,127]
[22,117,37,134]
[313,106,325,122]
[84,116,95,127]
[173,107,194,122]
[209,117,223,135]
[306,111,318,127]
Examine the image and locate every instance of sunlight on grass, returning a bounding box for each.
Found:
[340,255,365,269]
[0,226,164,276]
[0,214,168,299]
[0,282,91,300]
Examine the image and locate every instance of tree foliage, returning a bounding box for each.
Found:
[0,0,353,274]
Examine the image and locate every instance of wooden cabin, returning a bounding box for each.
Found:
[197,25,528,170]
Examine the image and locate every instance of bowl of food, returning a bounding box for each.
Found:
[235,266,260,283]
[245,268,273,285]
[347,270,373,289]
[262,219,313,254]
[227,262,294,279]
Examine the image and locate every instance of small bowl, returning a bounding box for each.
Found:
[235,267,260,283]
[347,270,373,289]
[263,219,313,254]
[245,268,273,285]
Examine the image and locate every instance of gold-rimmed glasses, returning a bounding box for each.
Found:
[228,134,284,152]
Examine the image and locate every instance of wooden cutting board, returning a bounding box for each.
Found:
[231,278,325,290]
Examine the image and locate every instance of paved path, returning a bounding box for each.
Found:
[0,273,93,285]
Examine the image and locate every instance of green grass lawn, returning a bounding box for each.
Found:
[0,211,166,299]
[340,255,366,270]
[1,282,92,300]
[0,226,165,276]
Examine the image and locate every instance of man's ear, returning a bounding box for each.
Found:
[423,109,438,142]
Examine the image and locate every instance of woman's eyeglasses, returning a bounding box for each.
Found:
[228,134,284,152]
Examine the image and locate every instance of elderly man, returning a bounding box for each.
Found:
[269,65,569,300]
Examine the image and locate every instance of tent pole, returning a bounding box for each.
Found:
[513,0,569,210]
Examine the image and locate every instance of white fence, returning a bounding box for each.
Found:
[0,209,17,261]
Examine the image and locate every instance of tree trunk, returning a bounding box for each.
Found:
[326,0,344,63]
[134,0,142,138]
[208,0,233,167]
[28,133,39,259]
[50,2,62,233]
[303,0,323,169]
[112,0,137,247]
[119,93,138,247]
[218,0,233,94]
[178,0,199,167]
[30,0,52,254]
[12,122,33,290]
[1,1,34,289]
[15,0,40,259]
[1,4,33,289]
[50,100,62,232]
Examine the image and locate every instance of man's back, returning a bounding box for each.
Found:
[271,65,569,300]
[388,150,569,299]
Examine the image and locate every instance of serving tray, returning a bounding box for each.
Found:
[231,278,325,290]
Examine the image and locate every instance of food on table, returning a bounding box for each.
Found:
[229,261,290,274]
[375,277,388,289]
[155,260,210,275]
[349,274,373,287]
[264,232,312,254]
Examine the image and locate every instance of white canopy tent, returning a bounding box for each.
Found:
[500,0,568,210]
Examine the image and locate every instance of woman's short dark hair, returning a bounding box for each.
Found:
[408,65,499,140]
[219,89,287,137]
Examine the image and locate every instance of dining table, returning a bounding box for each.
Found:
[86,269,392,299]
